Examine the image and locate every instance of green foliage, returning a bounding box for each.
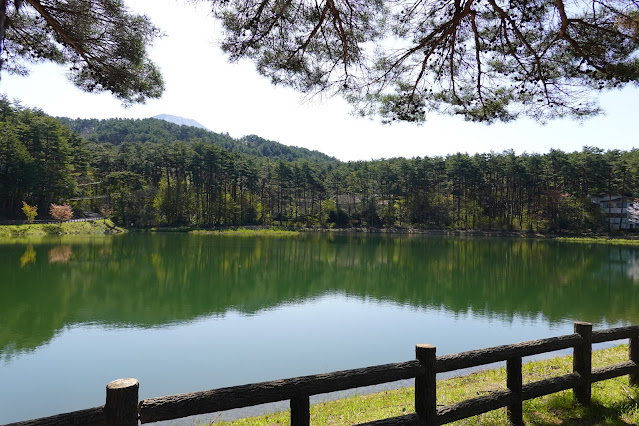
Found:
[43,224,62,235]
[2,0,638,118]
[58,117,337,162]
[1,0,163,104]
[9,227,28,237]
[191,228,299,236]
[211,0,639,123]
[0,220,124,238]
[6,97,639,232]
[327,207,349,227]
[105,171,147,225]
[0,96,81,219]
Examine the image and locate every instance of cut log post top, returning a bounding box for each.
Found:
[106,378,139,426]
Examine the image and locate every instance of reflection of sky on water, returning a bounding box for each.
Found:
[0,293,629,424]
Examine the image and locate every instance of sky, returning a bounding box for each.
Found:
[1,0,638,162]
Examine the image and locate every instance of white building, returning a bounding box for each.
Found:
[591,195,635,230]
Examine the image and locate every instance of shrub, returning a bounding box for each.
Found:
[21,201,37,223]
[49,203,73,224]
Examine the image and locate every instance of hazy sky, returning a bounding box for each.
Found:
[1,0,637,161]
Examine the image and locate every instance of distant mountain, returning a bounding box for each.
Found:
[152,114,209,131]
[58,117,338,163]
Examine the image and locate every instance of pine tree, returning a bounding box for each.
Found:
[210,0,639,122]
[0,0,163,104]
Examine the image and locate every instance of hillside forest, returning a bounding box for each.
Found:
[1,96,638,233]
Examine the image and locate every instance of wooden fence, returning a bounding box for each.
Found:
[6,322,638,426]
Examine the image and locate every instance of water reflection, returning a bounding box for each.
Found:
[19,245,35,268]
[627,256,639,283]
[1,234,639,359]
[48,245,72,264]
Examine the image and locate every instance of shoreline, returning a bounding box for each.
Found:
[148,225,639,245]
[0,220,126,239]
[3,221,639,244]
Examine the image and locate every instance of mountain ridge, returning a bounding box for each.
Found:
[152,114,209,131]
[57,116,338,163]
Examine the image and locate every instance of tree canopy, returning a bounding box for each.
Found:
[2,0,638,121]
[0,0,163,104]
[5,95,639,233]
[210,0,639,122]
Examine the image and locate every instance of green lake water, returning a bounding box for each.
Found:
[1,233,639,423]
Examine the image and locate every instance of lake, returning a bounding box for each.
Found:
[1,233,639,423]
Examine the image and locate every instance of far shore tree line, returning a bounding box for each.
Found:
[3,97,639,233]
[2,1,639,234]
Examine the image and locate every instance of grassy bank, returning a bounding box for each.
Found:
[210,345,638,425]
[190,227,300,236]
[12,221,635,244]
[0,220,125,238]
[554,236,639,245]
[163,226,639,244]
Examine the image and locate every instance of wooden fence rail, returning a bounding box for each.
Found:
[5,322,639,426]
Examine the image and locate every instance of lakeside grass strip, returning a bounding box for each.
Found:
[5,222,639,244]
[0,220,124,239]
[554,236,639,245]
[208,345,639,425]
[190,228,300,236]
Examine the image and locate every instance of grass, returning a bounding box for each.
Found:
[0,220,125,238]
[190,227,300,236]
[203,345,638,425]
[554,236,639,246]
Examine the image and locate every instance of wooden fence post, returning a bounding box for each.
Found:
[630,335,639,387]
[507,357,523,426]
[290,395,310,426]
[106,378,139,426]
[415,344,437,425]
[573,322,592,404]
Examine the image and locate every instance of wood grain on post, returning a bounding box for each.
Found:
[290,395,310,426]
[573,322,592,404]
[506,357,523,426]
[630,335,639,386]
[105,378,139,426]
[415,344,436,425]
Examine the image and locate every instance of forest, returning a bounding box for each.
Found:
[1,96,638,233]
